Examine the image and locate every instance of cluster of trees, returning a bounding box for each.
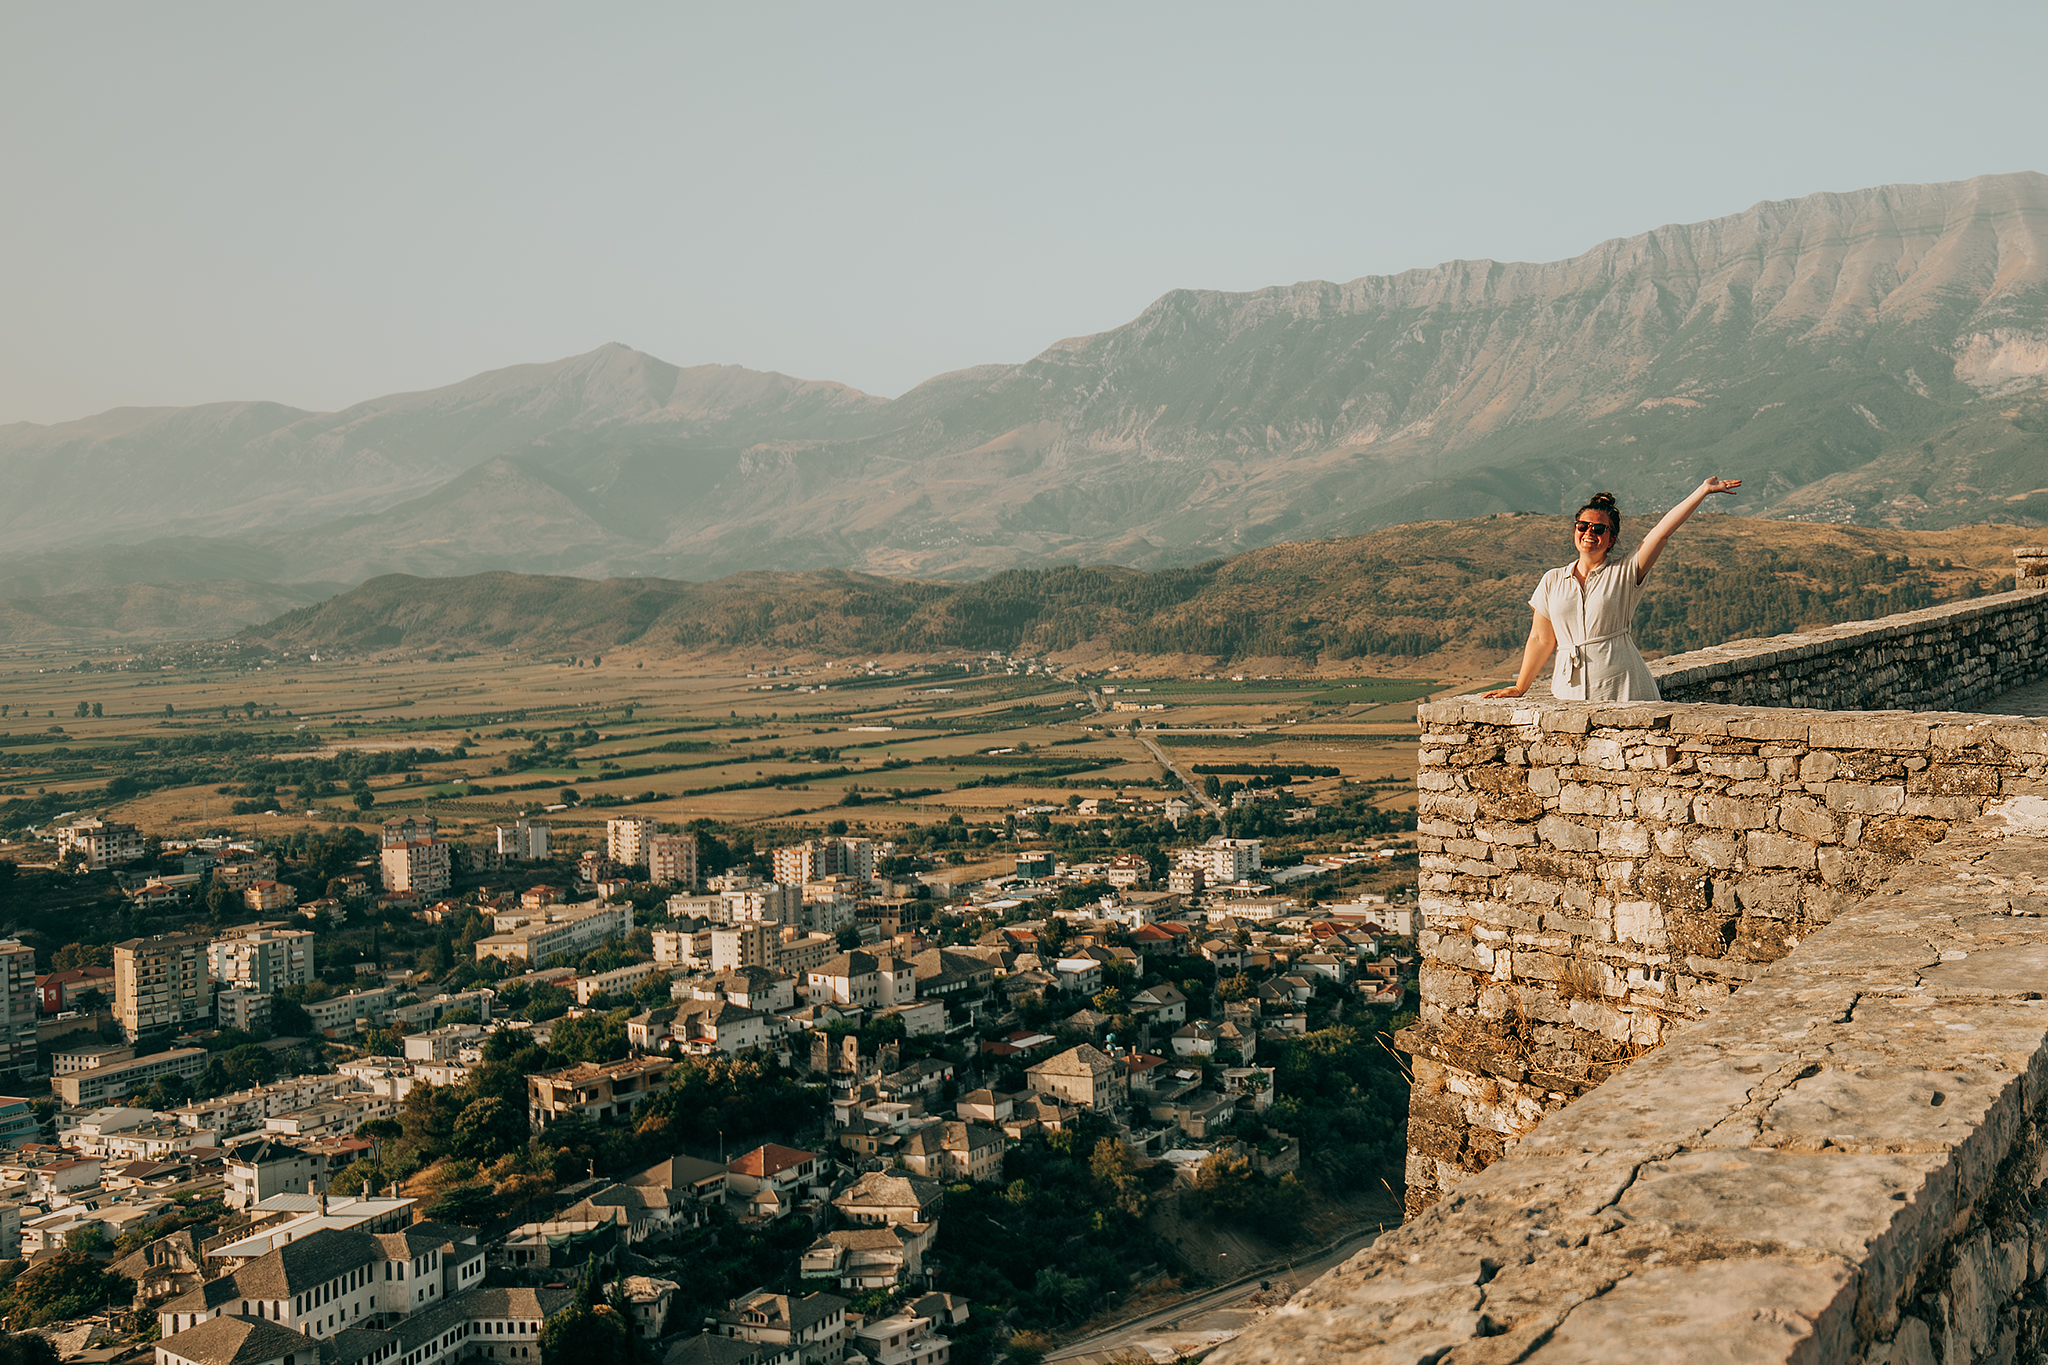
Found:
[938,1119,1174,1332]
[330,1029,822,1226]
[0,1252,133,1328]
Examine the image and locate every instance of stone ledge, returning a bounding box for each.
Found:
[1214,788,2048,1365]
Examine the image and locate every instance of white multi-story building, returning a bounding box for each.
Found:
[772,838,876,888]
[720,882,804,927]
[380,840,451,897]
[1175,837,1262,885]
[473,903,631,965]
[606,817,658,867]
[210,925,316,995]
[54,817,147,871]
[496,819,551,861]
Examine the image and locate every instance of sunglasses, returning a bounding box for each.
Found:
[1574,521,1613,537]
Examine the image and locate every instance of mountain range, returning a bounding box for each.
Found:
[3,171,2044,602]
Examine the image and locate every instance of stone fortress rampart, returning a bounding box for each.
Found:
[1218,549,2048,1365]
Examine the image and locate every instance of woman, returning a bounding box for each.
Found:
[1483,478,1741,701]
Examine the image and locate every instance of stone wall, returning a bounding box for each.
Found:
[1645,585,2048,712]
[1402,700,2048,1217]
[1217,786,2048,1365]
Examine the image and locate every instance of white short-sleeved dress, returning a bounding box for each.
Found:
[1529,550,1661,701]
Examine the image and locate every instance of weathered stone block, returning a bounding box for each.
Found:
[1598,821,1651,856]
[1700,755,1768,779]
[1537,815,1600,851]
[1746,831,1818,870]
[1800,750,1840,782]
[1526,766,1561,797]
[1695,793,1769,829]
[1419,962,1477,1009]
[1474,822,1537,846]
[1559,783,1621,817]
[1418,791,1480,821]
[1687,831,1741,870]
[1732,875,1801,916]
[1613,900,1668,948]
[1825,781,1906,815]
[1778,794,1838,841]
[1580,737,1624,770]
[1636,787,1693,823]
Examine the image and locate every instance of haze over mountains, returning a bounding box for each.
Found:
[3,171,2044,610]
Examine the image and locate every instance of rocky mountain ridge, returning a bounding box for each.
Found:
[3,172,2044,591]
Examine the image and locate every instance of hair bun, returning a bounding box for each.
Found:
[1587,491,1618,509]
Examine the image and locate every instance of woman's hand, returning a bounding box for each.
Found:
[1701,476,1741,496]
[1480,685,1528,699]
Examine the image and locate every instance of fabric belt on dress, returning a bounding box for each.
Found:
[1564,629,1633,687]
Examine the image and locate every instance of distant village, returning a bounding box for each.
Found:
[0,806,1418,1365]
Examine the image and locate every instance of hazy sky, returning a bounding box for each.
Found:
[4,2,2045,425]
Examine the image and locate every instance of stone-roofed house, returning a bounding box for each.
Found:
[155,1314,317,1365]
[715,1291,850,1365]
[1024,1044,1128,1114]
[160,1222,484,1340]
[799,1223,934,1290]
[898,1121,1005,1184]
[832,1170,943,1228]
[726,1145,824,1220]
[904,948,994,999]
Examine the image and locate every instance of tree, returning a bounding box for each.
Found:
[57,848,86,874]
[354,790,376,811]
[50,943,111,971]
[450,1097,529,1163]
[835,925,863,950]
[1,1250,132,1326]
[0,1333,60,1365]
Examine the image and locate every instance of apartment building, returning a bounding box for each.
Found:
[380,840,451,898]
[771,838,876,888]
[55,1047,208,1106]
[216,988,271,1033]
[301,987,395,1036]
[115,932,215,1040]
[606,817,658,867]
[527,1057,675,1132]
[718,882,803,926]
[473,903,630,965]
[210,925,316,995]
[242,881,298,914]
[173,1073,360,1137]
[647,833,698,889]
[710,923,777,973]
[574,962,663,1004]
[0,940,35,1077]
[1174,837,1262,885]
[54,816,147,870]
[495,819,551,861]
[380,815,438,847]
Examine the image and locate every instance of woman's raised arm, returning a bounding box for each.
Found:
[1634,477,1742,582]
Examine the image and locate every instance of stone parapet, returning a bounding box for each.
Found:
[1635,581,2048,713]
[1216,786,2048,1365]
[1401,697,2048,1215]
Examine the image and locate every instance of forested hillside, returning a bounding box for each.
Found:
[244,515,2027,667]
